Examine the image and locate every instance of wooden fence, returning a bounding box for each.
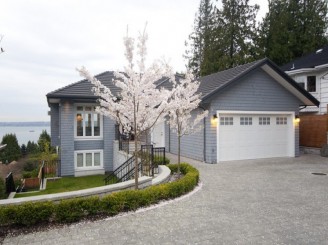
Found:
[300,114,328,148]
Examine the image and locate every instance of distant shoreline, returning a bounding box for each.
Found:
[0,122,50,127]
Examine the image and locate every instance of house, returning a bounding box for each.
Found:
[47,58,319,176]
[281,46,328,114]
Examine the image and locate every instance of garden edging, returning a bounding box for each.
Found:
[0,165,171,206]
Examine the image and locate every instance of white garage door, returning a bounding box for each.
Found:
[218,112,295,162]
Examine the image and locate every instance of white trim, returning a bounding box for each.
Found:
[261,65,316,106]
[216,110,295,163]
[74,104,103,140]
[74,149,104,171]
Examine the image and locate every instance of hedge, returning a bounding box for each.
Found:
[0,163,199,227]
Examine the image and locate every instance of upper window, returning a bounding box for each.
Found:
[307,76,316,92]
[240,117,252,125]
[76,106,102,138]
[276,117,287,125]
[220,117,233,126]
[259,117,270,125]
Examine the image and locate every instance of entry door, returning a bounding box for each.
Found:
[151,121,165,147]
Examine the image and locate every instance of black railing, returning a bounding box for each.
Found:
[105,133,166,185]
[5,172,15,195]
[104,154,143,185]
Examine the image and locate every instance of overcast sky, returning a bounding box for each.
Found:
[0,0,268,122]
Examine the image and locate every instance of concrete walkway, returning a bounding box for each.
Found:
[3,154,328,244]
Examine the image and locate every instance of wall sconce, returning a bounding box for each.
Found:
[211,114,218,125]
[295,115,300,123]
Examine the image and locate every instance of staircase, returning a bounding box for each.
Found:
[104,145,166,185]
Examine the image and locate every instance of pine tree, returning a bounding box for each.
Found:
[259,0,328,66]
[184,0,215,77]
[215,0,259,70]
[0,134,21,163]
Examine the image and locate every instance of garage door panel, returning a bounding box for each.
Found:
[218,113,293,162]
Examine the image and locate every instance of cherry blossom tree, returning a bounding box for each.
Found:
[77,27,174,189]
[167,73,208,175]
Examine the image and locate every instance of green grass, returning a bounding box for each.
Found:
[15,175,109,198]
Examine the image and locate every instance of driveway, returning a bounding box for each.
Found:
[3,154,328,244]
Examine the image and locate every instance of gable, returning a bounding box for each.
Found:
[209,68,303,112]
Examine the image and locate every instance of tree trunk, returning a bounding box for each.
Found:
[178,135,181,176]
[134,99,139,190]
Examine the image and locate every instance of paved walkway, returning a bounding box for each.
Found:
[3,154,328,244]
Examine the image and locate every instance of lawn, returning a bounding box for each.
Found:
[15,175,110,198]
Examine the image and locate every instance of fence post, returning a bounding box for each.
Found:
[5,172,15,195]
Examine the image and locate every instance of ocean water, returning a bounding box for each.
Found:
[0,126,51,146]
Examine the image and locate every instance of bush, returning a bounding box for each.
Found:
[153,156,170,165]
[23,160,39,172]
[0,163,199,227]
[22,169,39,179]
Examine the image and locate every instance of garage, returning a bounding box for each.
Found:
[217,111,295,162]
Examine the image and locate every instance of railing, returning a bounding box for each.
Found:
[5,172,15,195]
[105,140,166,185]
[104,154,143,185]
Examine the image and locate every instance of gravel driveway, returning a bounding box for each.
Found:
[3,154,328,244]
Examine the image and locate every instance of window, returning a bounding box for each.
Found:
[220,117,233,125]
[307,76,316,92]
[240,117,252,125]
[75,150,103,169]
[259,117,270,125]
[276,117,287,125]
[76,106,102,138]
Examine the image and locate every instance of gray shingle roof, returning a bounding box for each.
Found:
[47,58,319,107]
[47,71,120,99]
[281,45,328,71]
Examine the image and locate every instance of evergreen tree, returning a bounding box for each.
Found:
[0,134,21,163]
[185,0,259,76]
[258,0,328,66]
[38,130,51,153]
[184,0,215,77]
[215,0,259,70]
[21,144,27,156]
[26,140,39,154]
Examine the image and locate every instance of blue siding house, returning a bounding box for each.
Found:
[47,58,319,176]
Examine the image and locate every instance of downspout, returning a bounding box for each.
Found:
[168,122,171,152]
[199,105,207,163]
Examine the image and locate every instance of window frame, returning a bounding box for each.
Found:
[259,117,270,125]
[220,116,233,126]
[74,104,103,140]
[74,149,104,170]
[276,117,287,125]
[240,116,252,126]
[307,76,316,92]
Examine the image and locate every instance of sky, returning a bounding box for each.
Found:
[0,0,268,122]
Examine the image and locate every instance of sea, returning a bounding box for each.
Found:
[0,122,50,146]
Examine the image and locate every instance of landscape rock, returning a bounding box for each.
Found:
[320,144,328,157]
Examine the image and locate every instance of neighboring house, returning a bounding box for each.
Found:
[281,46,328,114]
[47,58,319,176]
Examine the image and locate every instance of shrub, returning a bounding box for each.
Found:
[0,202,54,226]
[23,160,39,172]
[0,163,199,227]
[153,156,170,165]
[22,169,39,179]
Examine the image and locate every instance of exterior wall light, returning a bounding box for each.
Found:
[211,114,218,126]
[295,115,300,123]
